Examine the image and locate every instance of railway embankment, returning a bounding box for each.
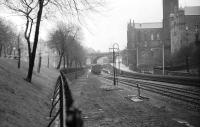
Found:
[0,58,59,127]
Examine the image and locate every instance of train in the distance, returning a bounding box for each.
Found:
[91,64,102,74]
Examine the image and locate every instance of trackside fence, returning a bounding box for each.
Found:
[47,68,85,127]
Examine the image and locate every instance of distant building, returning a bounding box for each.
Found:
[126,0,183,71]
[36,40,58,68]
[127,21,163,71]
[170,6,200,53]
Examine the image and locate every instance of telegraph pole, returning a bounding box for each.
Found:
[109,43,119,86]
[162,41,165,75]
[47,54,49,68]
[136,47,138,68]
[113,49,116,85]
[17,34,21,69]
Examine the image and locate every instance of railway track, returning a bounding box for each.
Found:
[101,74,200,106]
[118,70,200,87]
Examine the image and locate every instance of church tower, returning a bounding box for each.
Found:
[163,0,179,47]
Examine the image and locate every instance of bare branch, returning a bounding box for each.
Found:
[43,0,50,6]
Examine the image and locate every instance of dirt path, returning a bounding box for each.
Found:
[68,72,190,127]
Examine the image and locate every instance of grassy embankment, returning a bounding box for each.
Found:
[0,58,59,127]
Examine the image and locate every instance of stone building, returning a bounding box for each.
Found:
[127,21,163,71]
[127,0,200,73]
[170,6,200,54]
[127,0,179,71]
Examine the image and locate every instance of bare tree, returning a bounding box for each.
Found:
[0,19,7,57]
[49,23,66,69]
[2,0,104,82]
[0,18,17,57]
[48,23,83,69]
[70,40,86,68]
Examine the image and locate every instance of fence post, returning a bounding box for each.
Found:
[18,48,21,68]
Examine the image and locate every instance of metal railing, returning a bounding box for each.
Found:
[47,69,84,127]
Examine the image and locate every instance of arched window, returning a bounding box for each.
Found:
[157,33,160,40]
[151,34,154,40]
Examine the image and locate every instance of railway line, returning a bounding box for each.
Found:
[101,74,200,107]
[118,70,200,87]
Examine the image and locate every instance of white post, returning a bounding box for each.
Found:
[162,42,165,75]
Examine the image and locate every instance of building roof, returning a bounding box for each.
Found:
[184,6,200,15]
[135,22,162,29]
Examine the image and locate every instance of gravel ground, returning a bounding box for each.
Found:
[68,71,200,127]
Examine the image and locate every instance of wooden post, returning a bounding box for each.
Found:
[18,48,21,68]
[37,53,42,73]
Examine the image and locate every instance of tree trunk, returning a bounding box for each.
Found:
[63,55,66,68]
[79,61,82,68]
[26,1,44,82]
[3,45,6,57]
[66,54,69,68]
[0,44,2,57]
[8,45,13,55]
[37,54,42,73]
[57,53,63,69]
[18,48,21,68]
[70,59,73,68]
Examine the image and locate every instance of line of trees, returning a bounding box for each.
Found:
[2,0,104,82]
[0,18,18,57]
[48,22,86,69]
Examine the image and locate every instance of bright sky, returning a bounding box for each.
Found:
[82,0,200,52]
[0,0,200,52]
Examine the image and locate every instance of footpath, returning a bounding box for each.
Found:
[68,71,192,127]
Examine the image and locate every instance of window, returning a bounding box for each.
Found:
[157,33,160,40]
[151,34,154,40]
[195,25,198,32]
[185,26,188,31]
[144,41,148,47]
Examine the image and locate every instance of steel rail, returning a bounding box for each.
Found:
[101,75,200,106]
[110,64,200,87]
[119,78,200,97]
[119,80,200,106]
[106,75,200,97]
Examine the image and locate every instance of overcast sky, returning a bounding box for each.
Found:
[1,0,200,52]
